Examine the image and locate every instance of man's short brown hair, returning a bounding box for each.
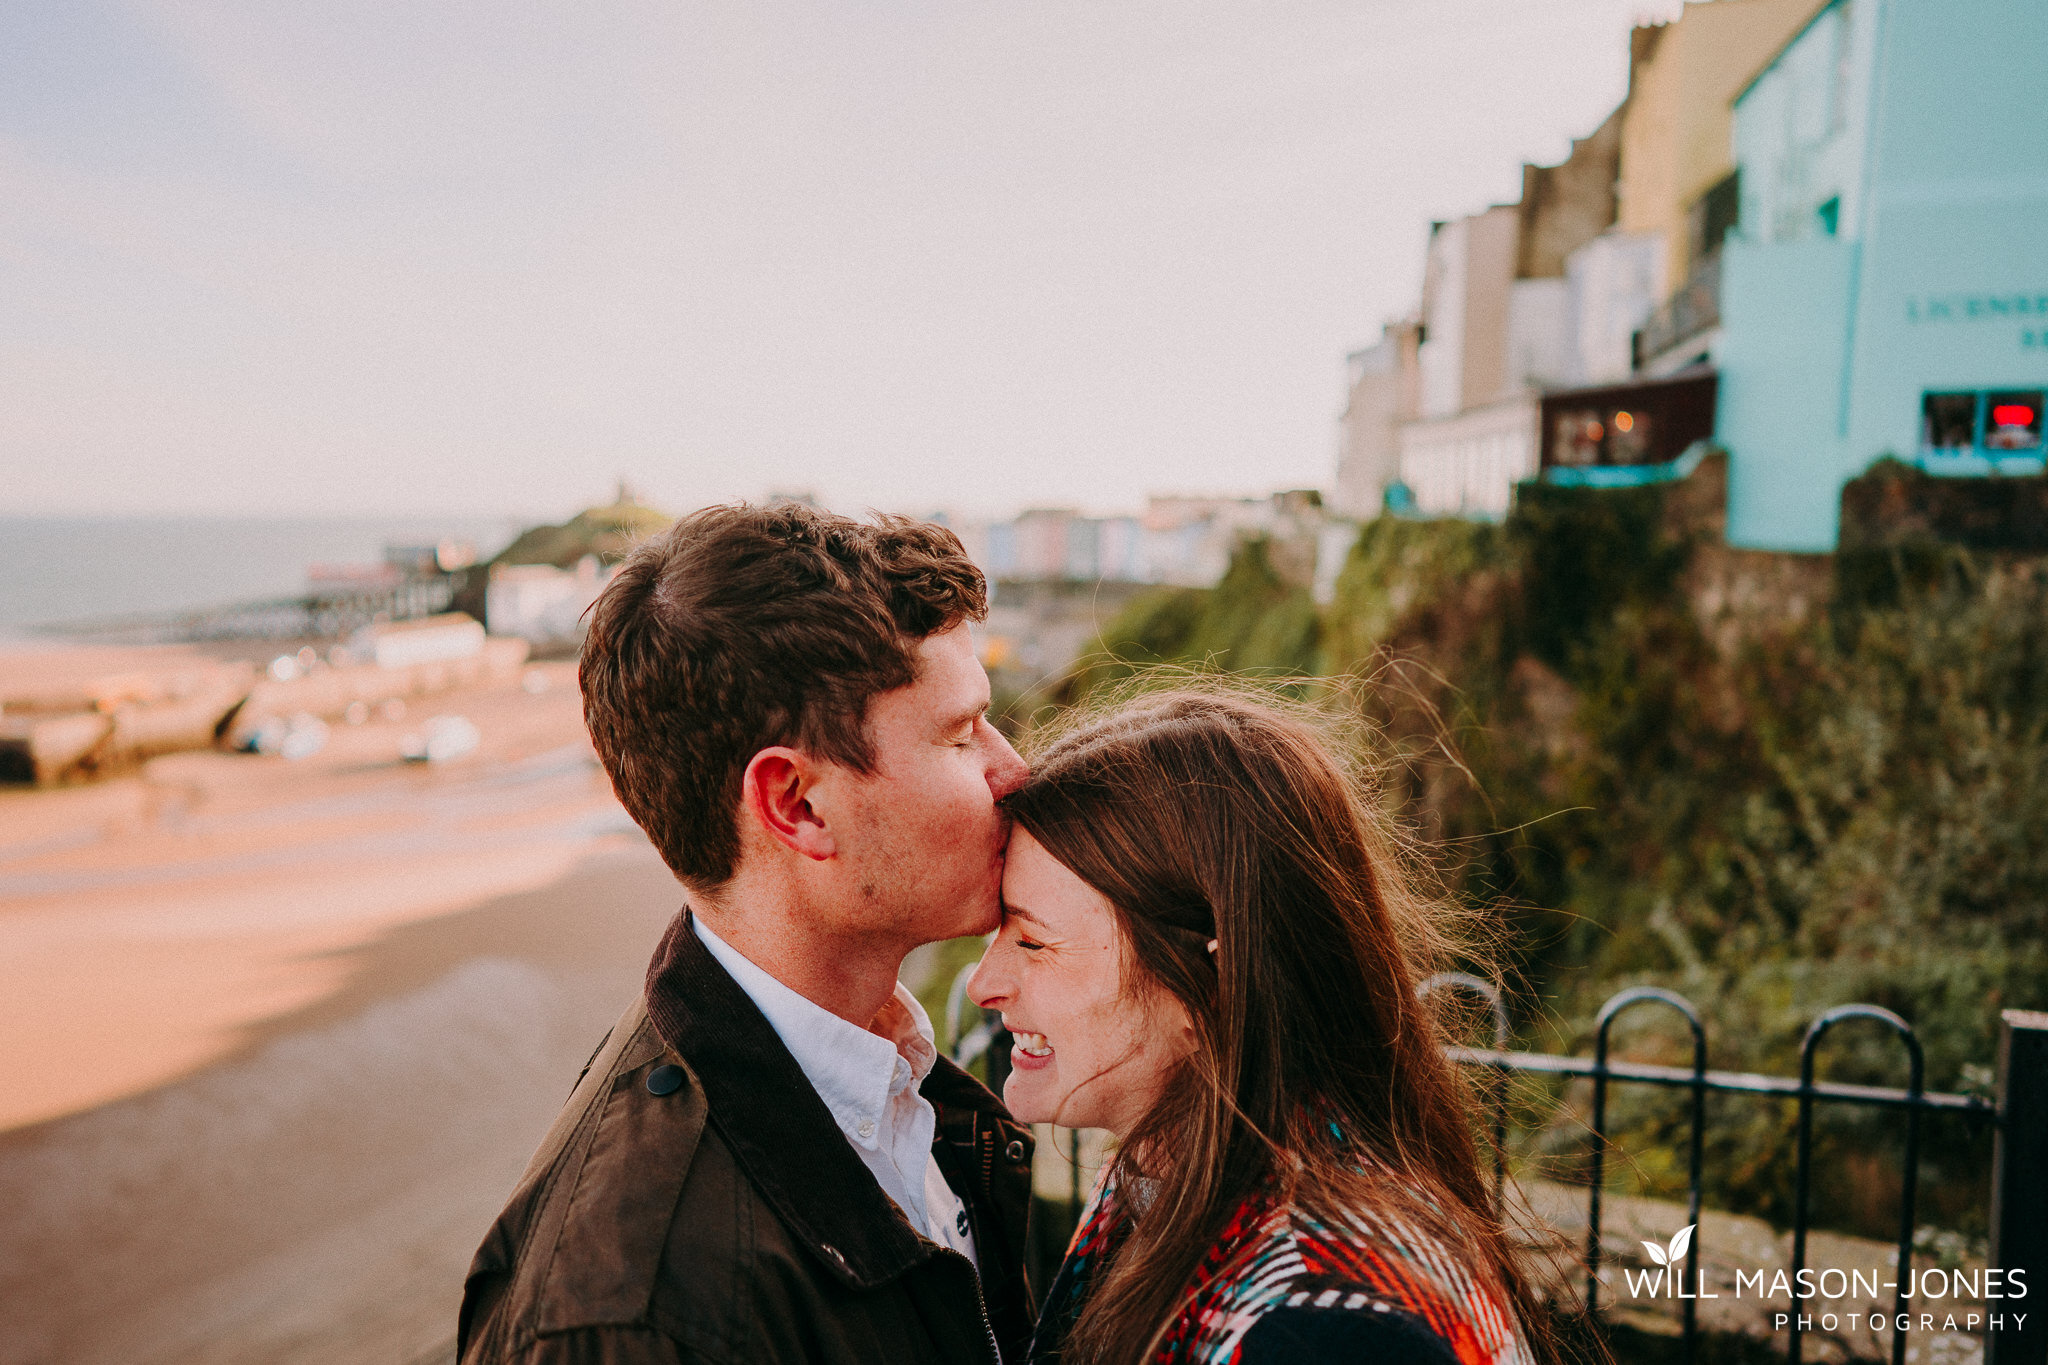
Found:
[580,502,988,888]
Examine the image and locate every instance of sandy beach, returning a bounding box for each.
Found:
[0,642,1087,1364]
[0,647,685,1363]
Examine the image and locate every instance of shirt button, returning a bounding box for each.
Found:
[645,1064,684,1096]
[857,1118,876,1139]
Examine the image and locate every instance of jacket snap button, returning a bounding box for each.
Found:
[645,1064,684,1096]
[1004,1139,1026,1163]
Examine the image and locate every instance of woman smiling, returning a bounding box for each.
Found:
[967,688,1559,1365]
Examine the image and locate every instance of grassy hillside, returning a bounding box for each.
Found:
[491,495,673,569]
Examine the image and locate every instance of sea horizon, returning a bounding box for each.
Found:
[0,513,527,634]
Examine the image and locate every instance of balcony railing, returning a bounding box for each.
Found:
[1634,252,1723,371]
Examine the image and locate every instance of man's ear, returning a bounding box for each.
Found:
[741,746,837,861]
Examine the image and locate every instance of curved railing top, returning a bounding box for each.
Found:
[1799,1001,1925,1094]
[1594,984,1707,1071]
[1417,970,1510,1051]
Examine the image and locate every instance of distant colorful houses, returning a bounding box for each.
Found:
[1340,0,2048,552]
[949,490,1344,596]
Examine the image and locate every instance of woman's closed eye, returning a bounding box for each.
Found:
[997,908,1047,952]
[1000,918,1045,952]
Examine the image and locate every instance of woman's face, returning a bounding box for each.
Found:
[964,828,1193,1136]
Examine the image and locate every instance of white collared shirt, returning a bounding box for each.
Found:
[693,916,979,1269]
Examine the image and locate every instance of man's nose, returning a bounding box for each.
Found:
[984,726,1028,799]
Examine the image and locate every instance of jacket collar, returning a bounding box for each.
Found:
[643,909,940,1289]
[690,911,937,1161]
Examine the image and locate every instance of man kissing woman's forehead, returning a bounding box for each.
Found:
[461,503,1557,1365]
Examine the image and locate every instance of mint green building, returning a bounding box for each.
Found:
[1716,0,2048,551]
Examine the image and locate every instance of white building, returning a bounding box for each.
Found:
[485,557,613,645]
[1565,231,1668,386]
[1397,206,1544,518]
[354,612,485,668]
[1333,324,1417,519]
[1383,110,1628,520]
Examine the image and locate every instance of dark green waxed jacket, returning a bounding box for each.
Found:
[458,912,1037,1365]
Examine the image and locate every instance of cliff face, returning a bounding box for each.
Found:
[1067,456,2047,1239]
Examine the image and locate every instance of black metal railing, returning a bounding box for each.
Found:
[1585,987,1707,1345]
[950,968,2048,1365]
[1430,978,2044,1365]
[1420,971,1512,1209]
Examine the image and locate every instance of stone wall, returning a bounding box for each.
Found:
[1840,459,2048,552]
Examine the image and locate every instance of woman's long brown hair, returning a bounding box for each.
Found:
[1005,683,1565,1365]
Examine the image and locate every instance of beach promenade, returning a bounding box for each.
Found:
[0,650,681,1364]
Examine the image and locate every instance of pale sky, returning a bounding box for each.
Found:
[1,0,1679,521]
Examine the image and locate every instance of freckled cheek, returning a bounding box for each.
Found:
[1069,995,1134,1076]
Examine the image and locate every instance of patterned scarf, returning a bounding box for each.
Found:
[1027,1163,1534,1365]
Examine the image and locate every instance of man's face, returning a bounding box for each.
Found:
[832,624,1028,944]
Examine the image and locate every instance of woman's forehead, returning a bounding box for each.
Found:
[1002,833,1117,937]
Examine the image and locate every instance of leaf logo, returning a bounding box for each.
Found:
[1642,1224,1695,1268]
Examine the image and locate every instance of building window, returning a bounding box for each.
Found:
[1611,408,1653,463]
[1552,410,1603,466]
[1985,391,2045,451]
[1549,407,1655,466]
[1922,392,1979,450]
[1688,172,1742,264]
[1921,390,2046,454]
